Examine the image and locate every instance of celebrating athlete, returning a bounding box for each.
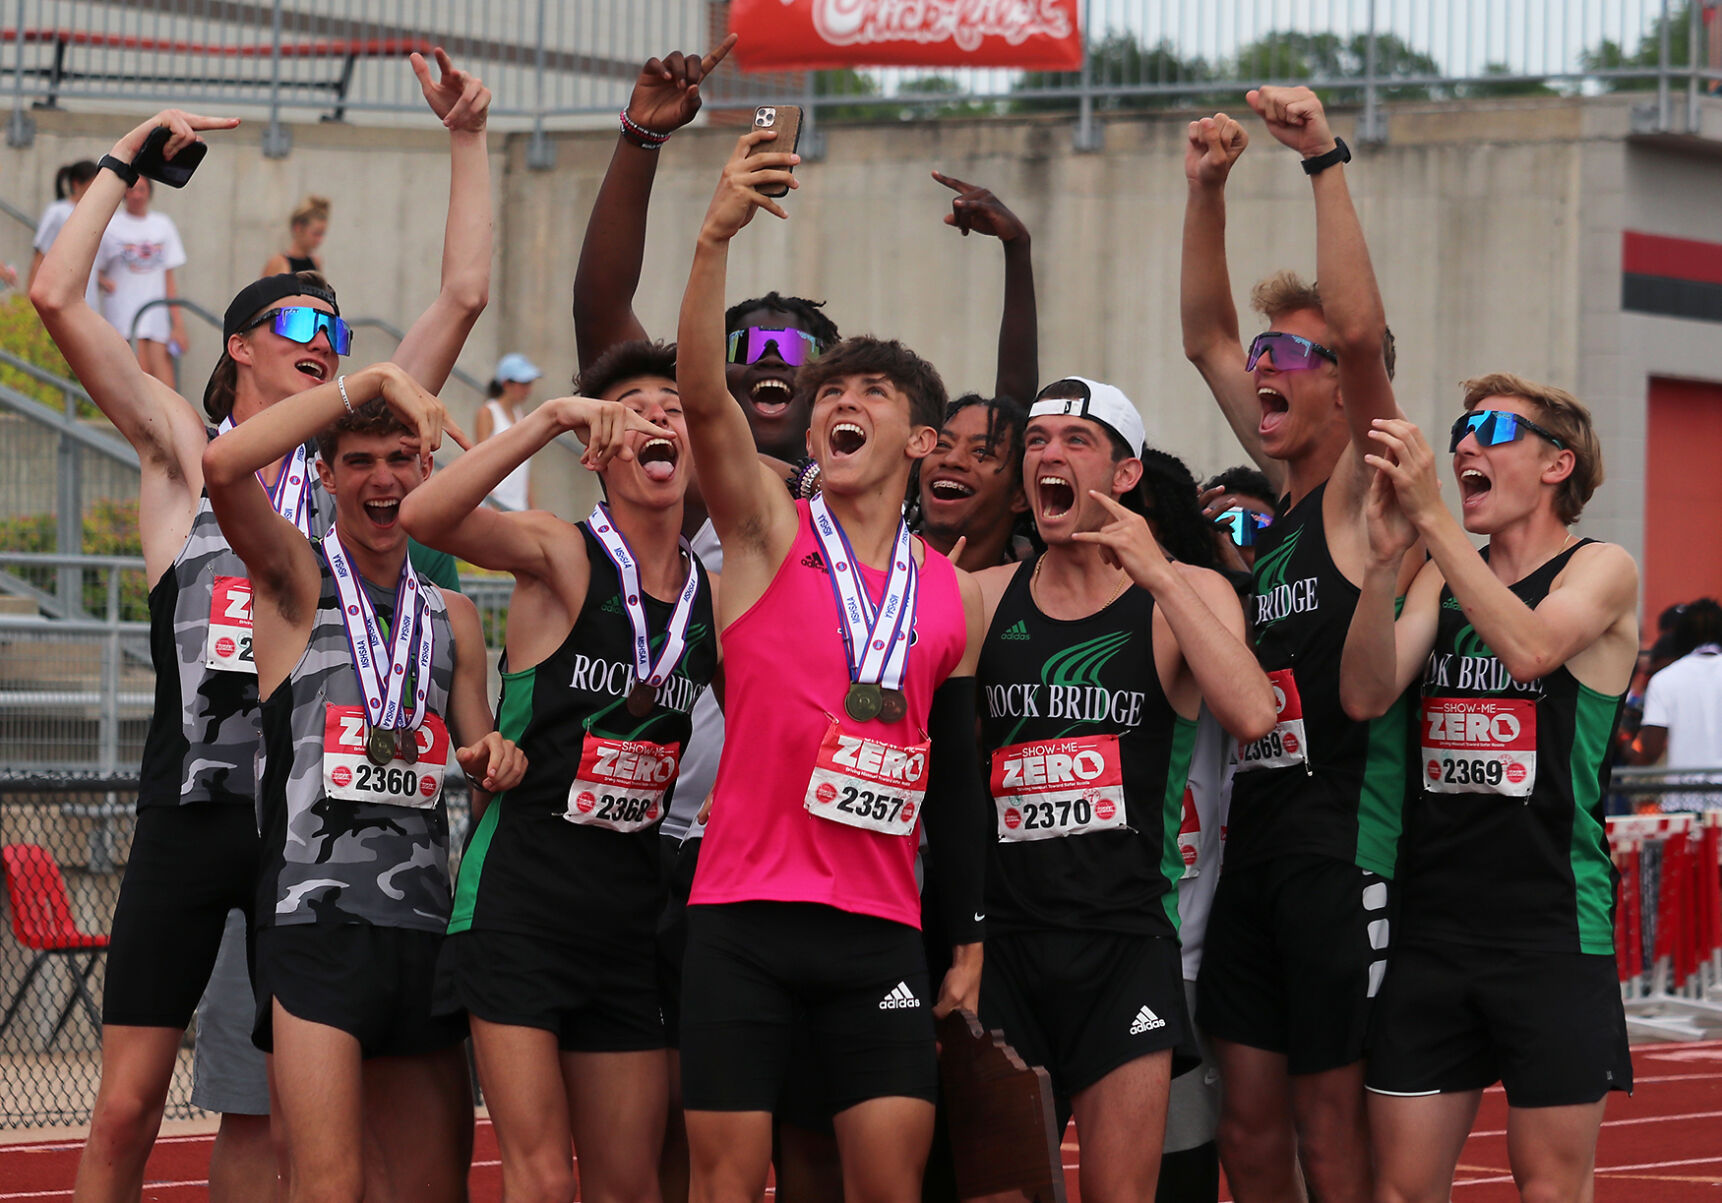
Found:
[1180,86,1413,1203]
[201,366,525,1201]
[1340,377,1636,1201]
[969,377,1275,1203]
[32,53,492,1202]
[400,340,714,1203]
[674,129,989,1203]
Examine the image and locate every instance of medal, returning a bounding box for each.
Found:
[877,688,908,725]
[221,420,315,537]
[323,525,435,770]
[845,682,883,723]
[809,495,919,725]
[365,726,395,766]
[587,504,701,721]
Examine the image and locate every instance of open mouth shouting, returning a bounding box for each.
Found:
[1258,386,1289,435]
[1458,466,1493,510]
[1037,474,1076,520]
[829,421,867,458]
[748,376,794,419]
[926,475,977,505]
[638,436,679,483]
[362,497,402,528]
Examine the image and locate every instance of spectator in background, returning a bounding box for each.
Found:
[1633,599,1722,808]
[474,352,540,510]
[98,174,187,386]
[28,160,112,304]
[260,194,330,278]
[1200,463,1277,573]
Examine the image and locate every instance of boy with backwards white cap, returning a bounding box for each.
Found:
[968,376,1277,1203]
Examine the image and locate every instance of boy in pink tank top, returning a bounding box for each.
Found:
[674,130,989,1203]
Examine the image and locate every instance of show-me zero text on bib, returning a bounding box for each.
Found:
[322,704,449,808]
[206,575,256,674]
[1420,697,1536,797]
[1234,668,1308,772]
[990,733,1126,842]
[563,735,681,832]
[804,721,928,837]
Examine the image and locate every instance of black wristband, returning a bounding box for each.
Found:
[98,154,139,187]
[1301,137,1351,176]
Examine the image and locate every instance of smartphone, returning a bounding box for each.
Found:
[747,105,803,198]
[132,125,207,189]
[1219,507,1272,546]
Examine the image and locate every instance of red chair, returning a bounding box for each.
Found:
[1,844,108,1046]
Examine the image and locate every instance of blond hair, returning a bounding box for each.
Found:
[1460,372,1603,525]
[1250,270,1397,380]
[290,195,331,227]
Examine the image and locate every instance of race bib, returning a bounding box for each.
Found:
[322,705,449,809]
[804,722,928,837]
[1234,668,1308,772]
[1421,697,1536,797]
[990,734,1126,843]
[563,735,681,833]
[205,576,256,674]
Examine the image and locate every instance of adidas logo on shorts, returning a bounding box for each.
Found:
[999,620,1031,641]
[1129,1005,1165,1035]
[878,981,921,1010]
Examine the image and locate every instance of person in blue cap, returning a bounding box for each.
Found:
[477,352,544,511]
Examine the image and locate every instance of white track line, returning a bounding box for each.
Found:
[1455,1153,1722,1188]
[1467,1106,1722,1139]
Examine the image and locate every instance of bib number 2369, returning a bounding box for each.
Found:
[1234,668,1308,772]
[804,722,928,837]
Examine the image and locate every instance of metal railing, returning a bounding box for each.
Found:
[3,1,1717,156]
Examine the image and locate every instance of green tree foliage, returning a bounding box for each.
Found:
[813,67,885,121]
[0,295,88,415]
[1455,63,1560,99]
[1231,30,1444,101]
[1011,34,1215,112]
[1582,1,1695,89]
[0,498,148,619]
[894,75,998,119]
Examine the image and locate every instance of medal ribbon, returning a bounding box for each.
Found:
[218,419,315,537]
[587,503,700,690]
[323,525,433,733]
[809,495,916,691]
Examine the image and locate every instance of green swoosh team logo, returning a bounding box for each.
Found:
[1004,629,1132,744]
[1452,621,1492,661]
[1252,525,1302,600]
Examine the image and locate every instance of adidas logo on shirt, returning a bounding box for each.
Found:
[999,620,1031,641]
[801,551,828,574]
[1129,1005,1166,1035]
[878,981,921,1010]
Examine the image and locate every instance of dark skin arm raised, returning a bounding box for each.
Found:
[931,171,1038,405]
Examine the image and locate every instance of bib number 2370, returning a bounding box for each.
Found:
[804,722,929,837]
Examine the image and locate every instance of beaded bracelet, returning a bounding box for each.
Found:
[620,110,671,150]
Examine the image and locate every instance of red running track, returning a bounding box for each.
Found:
[4,1040,1722,1201]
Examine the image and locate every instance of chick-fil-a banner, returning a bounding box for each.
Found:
[729,0,1083,71]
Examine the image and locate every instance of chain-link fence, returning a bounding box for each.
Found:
[0,772,474,1129]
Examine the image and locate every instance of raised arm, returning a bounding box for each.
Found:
[930,171,1038,404]
[1340,471,1443,718]
[399,395,666,575]
[677,131,802,561]
[31,109,240,572]
[572,35,736,371]
[1179,112,1277,486]
[1074,492,1277,741]
[390,50,492,394]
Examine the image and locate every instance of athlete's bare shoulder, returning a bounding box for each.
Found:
[971,560,1023,628]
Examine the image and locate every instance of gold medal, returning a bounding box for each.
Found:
[844,682,883,723]
[365,726,396,766]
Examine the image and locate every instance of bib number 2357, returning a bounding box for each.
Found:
[804,723,928,837]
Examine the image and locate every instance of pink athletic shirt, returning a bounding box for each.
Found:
[690,500,967,929]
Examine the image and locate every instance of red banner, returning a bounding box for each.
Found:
[728,0,1083,72]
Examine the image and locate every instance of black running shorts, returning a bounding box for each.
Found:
[1197,854,1390,1075]
[679,901,937,1114]
[253,924,466,1059]
[438,926,666,1053]
[104,803,259,1028]
[1367,940,1632,1107]
[981,929,1196,1103]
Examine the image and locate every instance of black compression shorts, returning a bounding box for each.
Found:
[103,803,259,1028]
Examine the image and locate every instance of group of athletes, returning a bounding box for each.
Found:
[29,35,1636,1203]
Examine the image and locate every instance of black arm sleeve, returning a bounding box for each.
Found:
[922,674,988,946]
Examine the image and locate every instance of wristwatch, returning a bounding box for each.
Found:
[1301,138,1352,176]
[98,154,139,187]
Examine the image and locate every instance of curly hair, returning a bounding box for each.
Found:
[314,397,413,463]
[796,336,948,432]
[1204,464,1277,508]
[725,291,841,350]
[1132,449,1222,571]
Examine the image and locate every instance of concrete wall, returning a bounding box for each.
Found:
[7,94,1722,558]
